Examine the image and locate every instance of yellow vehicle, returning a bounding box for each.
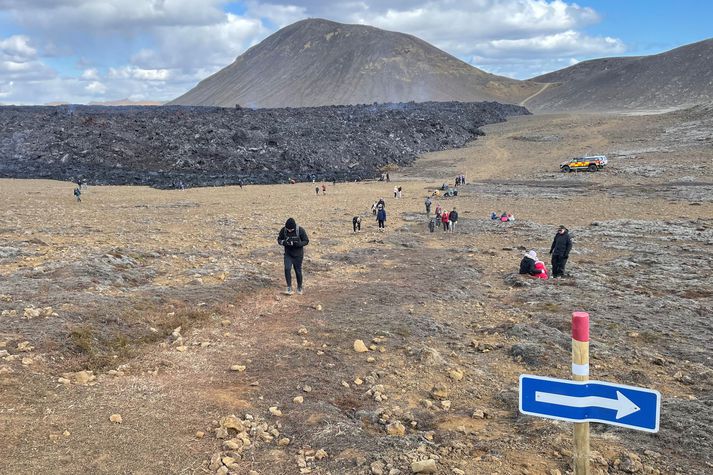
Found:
[560,155,608,172]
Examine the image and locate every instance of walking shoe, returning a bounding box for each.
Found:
[285,287,293,295]
[297,287,303,295]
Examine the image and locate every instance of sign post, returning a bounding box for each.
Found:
[519,311,661,472]
[572,311,590,475]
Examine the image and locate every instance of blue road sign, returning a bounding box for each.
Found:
[519,375,660,432]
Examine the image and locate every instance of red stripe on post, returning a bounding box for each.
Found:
[572,311,590,342]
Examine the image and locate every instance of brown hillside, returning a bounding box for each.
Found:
[169,18,541,108]
[525,38,713,112]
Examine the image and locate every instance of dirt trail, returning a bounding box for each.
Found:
[1,109,713,474]
[519,82,552,107]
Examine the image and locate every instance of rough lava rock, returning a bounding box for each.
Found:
[0,102,528,188]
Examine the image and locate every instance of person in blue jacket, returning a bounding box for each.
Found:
[376,206,386,231]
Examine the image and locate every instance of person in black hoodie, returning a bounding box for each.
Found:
[519,250,544,276]
[549,225,572,278]
[277,217,309,295]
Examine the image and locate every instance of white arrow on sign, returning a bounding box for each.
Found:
[535,390,640,419]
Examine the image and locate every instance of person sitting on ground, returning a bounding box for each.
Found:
[507,213,515,222]
[352,216,361,232]
[491,211,498,220]
[533,259,548,279]
[500,212,509,222]
[519,250,545,277]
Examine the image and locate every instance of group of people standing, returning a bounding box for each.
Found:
[425,197,458,233]
[455,174,466,186]
[278,178,574,296]
[519,225,573,279]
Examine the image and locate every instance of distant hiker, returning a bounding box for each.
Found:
[441,209,450,232]
[377,197,386,209]
[549,225,573,278]
[449,207,459,232]
[519,250,545,277]
[73,187,81,202]
[238,181,243,189]
[289,178,296,184]
[322,184,326,195]
[352,216,361,232]
[397,186,402,199]
[428,218,436,233]
[376,206,386,231]
[424,196,432,215]
[315,186,320,196]
[277,218,309,295]
[386,172,390,182]
[393,186,398,198]
[435,205,442,228]
[372,201,378,215]
[490,211,498,220]
[455,176,461,186]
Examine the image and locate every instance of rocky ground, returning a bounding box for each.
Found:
[0,106,712,475]
[0,101,526,188]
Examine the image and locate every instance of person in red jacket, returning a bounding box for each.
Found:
[441,209,450,231]
[533,260,548,279]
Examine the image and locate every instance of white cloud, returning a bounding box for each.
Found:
[0,35,37,62]
[108,66,172,81]
[85,80,107,94]
[477,30,625,59]
[0,0,629,103]
[81,67,99,80]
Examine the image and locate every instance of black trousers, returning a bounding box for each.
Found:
[353,221,360,232]
[284,254,303,288]
[552,254,568,276]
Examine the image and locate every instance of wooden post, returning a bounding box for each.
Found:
[572,311,590,475]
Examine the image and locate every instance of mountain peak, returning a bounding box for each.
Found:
[169,19,540,108]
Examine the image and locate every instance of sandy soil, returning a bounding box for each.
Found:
[1,109,712,475]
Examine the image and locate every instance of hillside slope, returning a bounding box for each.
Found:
[169,18,541,108]
[525,38,713,112]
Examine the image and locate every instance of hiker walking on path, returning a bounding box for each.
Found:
[441,209,450,232]
[549,225,572,278]
[277,218,309,295]
[376,206,386,231]
[435,204,442,228]
[448,207,458,232]
[321,184,327,195]
[424,196,432,216]
[393,186,398,198]
[73,187,82,202]
[352,216,361,232]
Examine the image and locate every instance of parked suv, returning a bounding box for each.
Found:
[560,155,608,172]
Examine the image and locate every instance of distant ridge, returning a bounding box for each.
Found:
[525,38,713,112]
[169,18,542,108]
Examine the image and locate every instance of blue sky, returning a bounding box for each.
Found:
[0,0,710,104]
